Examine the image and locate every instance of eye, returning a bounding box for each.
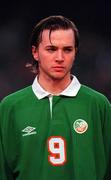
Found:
[46,46,57,52]
[63,47,73,53]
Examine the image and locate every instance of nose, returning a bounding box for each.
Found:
[55,50,64,62]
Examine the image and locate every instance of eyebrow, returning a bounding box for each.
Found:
[45,45,74,49]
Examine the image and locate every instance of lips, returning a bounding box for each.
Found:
[52,66,65,71]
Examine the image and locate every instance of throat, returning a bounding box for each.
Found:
[38,75,72,95]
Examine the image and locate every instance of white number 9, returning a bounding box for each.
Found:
[47,136,66,166]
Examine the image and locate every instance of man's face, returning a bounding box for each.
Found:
[32,29,77,81]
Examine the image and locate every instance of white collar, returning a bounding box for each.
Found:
[32,75,81,99]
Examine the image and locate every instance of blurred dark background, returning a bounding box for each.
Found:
[0,0,111,101]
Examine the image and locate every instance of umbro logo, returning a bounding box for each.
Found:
[22,126,37,136]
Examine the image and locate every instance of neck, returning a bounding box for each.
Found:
[37,74,72,95]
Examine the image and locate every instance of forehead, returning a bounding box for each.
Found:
[41,29,75,45]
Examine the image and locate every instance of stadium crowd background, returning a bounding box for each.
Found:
[0,1,111,101]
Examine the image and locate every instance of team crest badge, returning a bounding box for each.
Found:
[73,119,88,134]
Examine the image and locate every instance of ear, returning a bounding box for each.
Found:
[32,46,39,61]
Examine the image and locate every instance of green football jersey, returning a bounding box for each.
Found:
[0,85,111,180]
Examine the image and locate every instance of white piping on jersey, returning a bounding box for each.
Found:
[48,95,53,118]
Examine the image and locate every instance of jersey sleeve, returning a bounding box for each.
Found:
[0,101,14,180]
[102,98,111,179]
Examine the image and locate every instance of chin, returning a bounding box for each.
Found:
[47,70,69,80]
[50,74,67,80]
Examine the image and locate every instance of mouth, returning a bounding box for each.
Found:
[52,66,65,72]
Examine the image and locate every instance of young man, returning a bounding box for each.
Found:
[0,15,111,180]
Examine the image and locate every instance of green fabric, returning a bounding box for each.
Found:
[0,85,111,180]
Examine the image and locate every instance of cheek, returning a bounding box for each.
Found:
[38,55,50,69]
[38,52,51,62]
[66,56,75,65]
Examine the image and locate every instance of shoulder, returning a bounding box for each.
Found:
[79,85,111,106]
[0,86,35,108]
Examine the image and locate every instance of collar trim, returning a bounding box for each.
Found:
[32,75,81,99]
